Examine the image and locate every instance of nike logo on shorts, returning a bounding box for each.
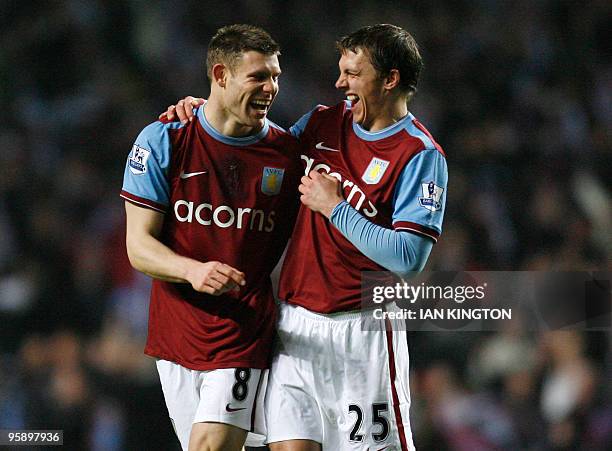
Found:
[180,170,208,179]
[315,142,340,152]
[225,403,246,412]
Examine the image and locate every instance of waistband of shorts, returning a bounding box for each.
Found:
[279,301,375,322]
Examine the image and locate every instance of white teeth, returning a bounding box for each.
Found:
[347,95,359,101]
[251,100,271,107]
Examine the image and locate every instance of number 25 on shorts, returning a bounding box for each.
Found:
[348,403,390,443]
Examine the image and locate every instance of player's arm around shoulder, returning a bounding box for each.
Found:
[160,96,205,123]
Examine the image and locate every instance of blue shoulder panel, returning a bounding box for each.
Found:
[392,148,448,235]
[122,120,184,208]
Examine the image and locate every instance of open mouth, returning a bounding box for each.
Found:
[347,94,360,106]
[249,99,272,114]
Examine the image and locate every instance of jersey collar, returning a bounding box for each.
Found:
[198,106,269,146]
[352,111,414,142]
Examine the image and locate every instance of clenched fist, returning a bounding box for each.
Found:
[298,170,344,218]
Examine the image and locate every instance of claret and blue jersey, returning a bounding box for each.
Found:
[279,100,448,313]
[121,98,447,364]
[121,107,302,370]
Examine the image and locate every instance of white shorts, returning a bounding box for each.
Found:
[156,360,267,450]
[266,303,415,451]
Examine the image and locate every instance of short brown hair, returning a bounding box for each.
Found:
[337,24,423,94]
[206,24,280,81]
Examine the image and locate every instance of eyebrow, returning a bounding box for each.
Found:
[247,69,282,78]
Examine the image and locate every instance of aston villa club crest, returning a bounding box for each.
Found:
[361,158,390,184]
[129,144,151,175]
[419,181,444,211]
[261,167,285,195]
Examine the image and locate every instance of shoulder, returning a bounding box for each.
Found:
[133,119,188,167]
[137,118,187,143]
[310,101,348,121]
[266,120,300,145]
[251,120,301,165]
[401,114,446,157]
[290,102,348,138]
[395,117,448,187]
[267,119,292,137]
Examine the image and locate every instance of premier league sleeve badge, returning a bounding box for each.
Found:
[419,181,444,211]
[129,144,151,175]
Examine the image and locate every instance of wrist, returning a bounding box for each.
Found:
[323,197,344,219]
[179,257,200,285]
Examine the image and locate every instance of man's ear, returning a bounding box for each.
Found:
[383,69,401,91]
[212,63,228,88]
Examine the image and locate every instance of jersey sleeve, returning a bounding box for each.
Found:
[392,148,448,242]
[330,201,434,274]
[289,104,327,138]
[120,121,173,213]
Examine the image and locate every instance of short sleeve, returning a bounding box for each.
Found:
[120,121,175,213]
[392,148,448,242]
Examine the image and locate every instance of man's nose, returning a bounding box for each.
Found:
[335,74,347,89]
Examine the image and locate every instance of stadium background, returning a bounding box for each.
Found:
[0,1,610,449]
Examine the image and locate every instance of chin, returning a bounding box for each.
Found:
[251,117,266,127]
[351,105,365,125]
[249,110,267,121]
[242,115,264,128]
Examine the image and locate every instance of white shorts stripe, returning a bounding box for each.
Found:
[385,318,409,451]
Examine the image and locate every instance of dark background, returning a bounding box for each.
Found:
[0,1,610,449]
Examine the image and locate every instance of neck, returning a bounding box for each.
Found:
[365,97,409,132]
[203,95,262,137]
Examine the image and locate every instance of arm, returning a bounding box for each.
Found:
[125,202,245,294]
[122,121,245,295]
[163,99,327,135]
[330,201,433,274]
[298,172,431,274]
[299,148,447,273]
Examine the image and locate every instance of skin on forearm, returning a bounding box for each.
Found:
[125,202,195,283]
[124,202,246,295]
[127,232,197,283]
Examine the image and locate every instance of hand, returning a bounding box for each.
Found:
[298,171,344,218]
[159,96,205,124]
[186,261,246,296]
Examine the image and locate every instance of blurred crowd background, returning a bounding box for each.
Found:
[0,1,610,450]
